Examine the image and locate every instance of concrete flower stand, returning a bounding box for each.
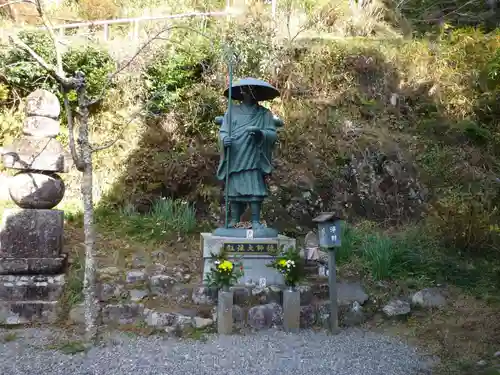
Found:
[217,288,233,334]
[283,287,300,332]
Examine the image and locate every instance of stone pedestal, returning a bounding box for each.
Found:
[0,275,65,324]
[201,233,296,286]
[0,89,67,325]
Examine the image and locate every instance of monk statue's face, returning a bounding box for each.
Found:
[241,88,258,105]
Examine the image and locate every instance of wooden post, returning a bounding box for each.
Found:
[328,250,338,333]
[312,212,342,335]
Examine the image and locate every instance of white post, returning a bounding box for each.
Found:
[103,24,109,41]
[226,0,231,22]
[271,0,277,20]
[133,20,140,41]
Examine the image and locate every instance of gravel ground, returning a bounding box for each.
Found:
[0,328,431,375]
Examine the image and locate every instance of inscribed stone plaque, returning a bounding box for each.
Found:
[201,233,295,285]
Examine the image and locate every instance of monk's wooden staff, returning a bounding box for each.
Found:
[224,50,234,229]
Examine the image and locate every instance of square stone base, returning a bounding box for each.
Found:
[0,255,67,275]
[0,300,60,325]
[0,208,64,258]
[0,275,65,301]
[202,233,296,286]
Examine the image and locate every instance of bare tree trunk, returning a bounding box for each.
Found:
[82,147,98,342]
[76,74,98,342]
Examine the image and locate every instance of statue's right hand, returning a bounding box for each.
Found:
[223,137,233,147]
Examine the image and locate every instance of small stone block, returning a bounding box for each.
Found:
[102,303,145,325]
[0,256,67,275]
[0,300,59,325]
[0,274,65,301]
[23,116,60,138]
[0,208,64,258]
[2,136,71,173]
[24,89,60,119]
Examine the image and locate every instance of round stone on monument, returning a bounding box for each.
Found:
[24,89,60,119]
[23,116,60,138]
[9,171,65,209]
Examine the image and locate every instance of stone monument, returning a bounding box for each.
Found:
[0,89,70,324]
[202,78,295,286]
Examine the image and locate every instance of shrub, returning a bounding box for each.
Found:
[0,30,58,102]
[427,189,500,257]
[62,45,116,103]
[143,43,211,114]
[0,109,22,149]
[0,31,115,109]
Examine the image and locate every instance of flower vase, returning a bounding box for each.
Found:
[217,287,233,334]
[283,286,300,333]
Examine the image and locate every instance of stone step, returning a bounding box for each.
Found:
[0,255,67,274]
[0,300,59,325]
[0,275,65,301]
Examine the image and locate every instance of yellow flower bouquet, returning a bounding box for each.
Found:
[267,247,304,287]
[204,248,244,291]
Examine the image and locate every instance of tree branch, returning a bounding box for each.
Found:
[8,35,71,88]
[33,0,63,75]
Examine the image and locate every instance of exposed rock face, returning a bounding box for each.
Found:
[265,147,427,233]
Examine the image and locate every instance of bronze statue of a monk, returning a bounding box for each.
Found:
[216,88,279,230]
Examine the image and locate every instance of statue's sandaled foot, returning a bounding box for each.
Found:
[251,221,264,230]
